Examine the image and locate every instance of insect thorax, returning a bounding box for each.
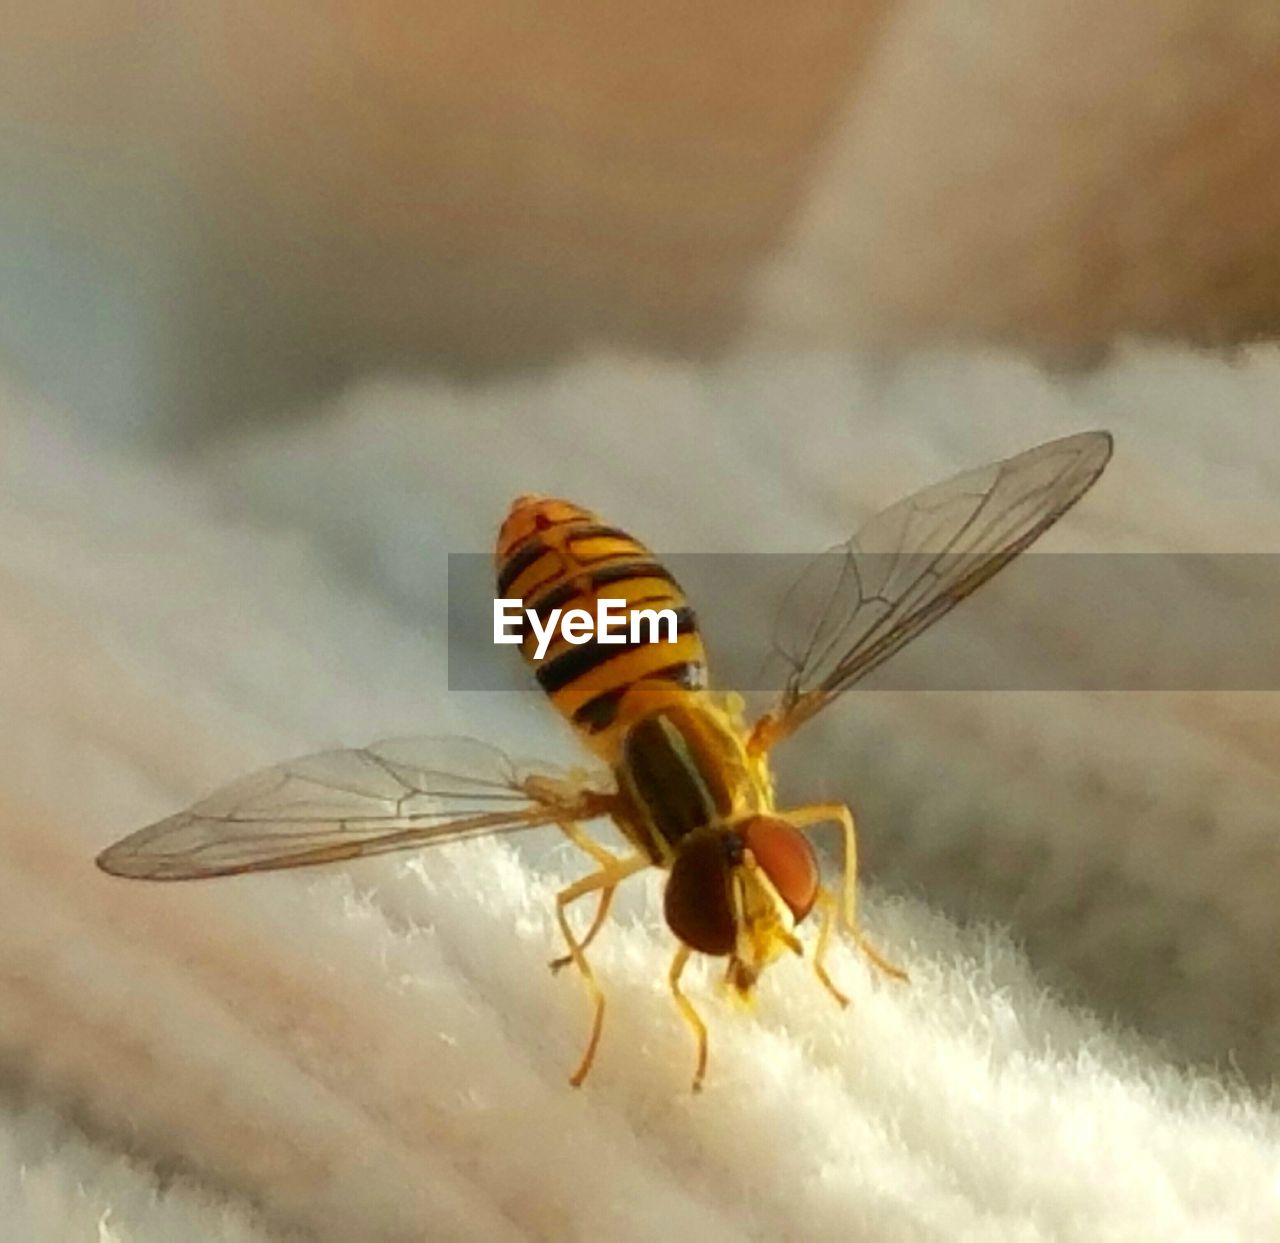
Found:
[613,697,772,865]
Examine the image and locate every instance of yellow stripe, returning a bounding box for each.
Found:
[549,633,705,717]
[566,536,641,563]
[525,580,687,663]
[505,550,564,600]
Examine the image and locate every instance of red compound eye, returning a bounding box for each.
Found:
[741,817,819,923]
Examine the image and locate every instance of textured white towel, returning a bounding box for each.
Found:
[3,346,1280,1240]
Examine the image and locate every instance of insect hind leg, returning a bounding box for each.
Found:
[778,802,909,984]
[547,815,624,972]
[552,852,648,1087]
[549,883,617,973]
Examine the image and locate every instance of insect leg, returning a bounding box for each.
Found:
[777,802,909,984]
[811,887,849,1008]
[552,813,620,869]
[549,884,617,973]
[548,817,626,972]
[668,943,709,1093]
[554,854,648,1087]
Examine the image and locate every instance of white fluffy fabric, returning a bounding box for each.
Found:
[3,346,1280,1240]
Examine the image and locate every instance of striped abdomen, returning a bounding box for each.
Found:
[495,495,708,760]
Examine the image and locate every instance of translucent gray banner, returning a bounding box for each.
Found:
[448,553,1280,691]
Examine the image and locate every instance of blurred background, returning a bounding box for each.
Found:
[4,2,1280,1238]
[4,0,1280,438]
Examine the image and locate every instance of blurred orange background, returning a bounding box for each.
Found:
[3,1,1280,437]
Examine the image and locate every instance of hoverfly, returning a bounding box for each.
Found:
[97,431,1113,1090]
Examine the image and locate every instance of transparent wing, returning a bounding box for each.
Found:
[96,735,615,880]
[753,431,1113,748]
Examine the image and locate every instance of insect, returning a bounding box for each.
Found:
[97,431,1113,1090]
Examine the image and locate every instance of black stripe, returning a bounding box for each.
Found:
[570,660,706,734]
[646,660,707,691]
[627,592,678,611]
[500,523,632,598]
[536,606,698,695]
[530,560,678,622]
[564,524,635,547]
[622,714,715,846]
[497,537,548,596]
[572,686,627,733]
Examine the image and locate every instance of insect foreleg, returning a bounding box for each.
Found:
[811,887,849,1008]
[553,854,648,1087]
[777,802,909,984]
[668,943,708,1093]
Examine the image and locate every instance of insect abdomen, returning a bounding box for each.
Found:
[495,496,708,758]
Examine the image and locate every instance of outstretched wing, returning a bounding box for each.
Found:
[96,735,615,880]
[752,431,1113,749]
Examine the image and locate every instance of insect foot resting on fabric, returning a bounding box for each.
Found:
[96,431,1113,1092]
